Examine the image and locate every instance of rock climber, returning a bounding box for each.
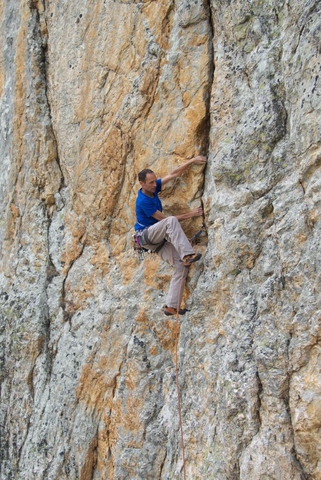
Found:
[134,155,207,316]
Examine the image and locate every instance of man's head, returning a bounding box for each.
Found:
[138,169,154,182]
[138,169,157,196]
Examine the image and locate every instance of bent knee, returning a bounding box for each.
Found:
[167,215,179,225]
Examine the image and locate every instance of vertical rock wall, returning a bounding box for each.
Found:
[0,0,320,479]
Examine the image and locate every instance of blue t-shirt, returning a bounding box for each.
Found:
[134,178,162,230]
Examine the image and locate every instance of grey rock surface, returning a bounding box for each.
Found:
[0,0,320,479]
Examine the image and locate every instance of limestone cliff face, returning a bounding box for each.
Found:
[0,0,320,479]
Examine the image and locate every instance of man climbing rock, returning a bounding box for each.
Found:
[134,155,207,316]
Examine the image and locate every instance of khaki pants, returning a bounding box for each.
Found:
[141,216,195,309]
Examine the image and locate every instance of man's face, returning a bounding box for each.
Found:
[140,172,157,196]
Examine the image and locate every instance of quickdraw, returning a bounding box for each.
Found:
[133,229,167,261]
[189,223,206,245]
[133,230,150,261]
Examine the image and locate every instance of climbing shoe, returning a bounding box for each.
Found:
[164,306,189,316]
[182,252,202,267]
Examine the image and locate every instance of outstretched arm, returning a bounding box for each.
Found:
[152,206,203,222]
[161,155,207,186]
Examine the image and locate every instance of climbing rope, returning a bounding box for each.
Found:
[172,246,189,480]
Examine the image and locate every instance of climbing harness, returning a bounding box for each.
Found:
[133,230,150,260]
[133,229,167,261]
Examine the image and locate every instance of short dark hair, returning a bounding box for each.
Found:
[138,169,154,182]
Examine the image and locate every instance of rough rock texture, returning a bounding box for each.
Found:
[0,0,320,479]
